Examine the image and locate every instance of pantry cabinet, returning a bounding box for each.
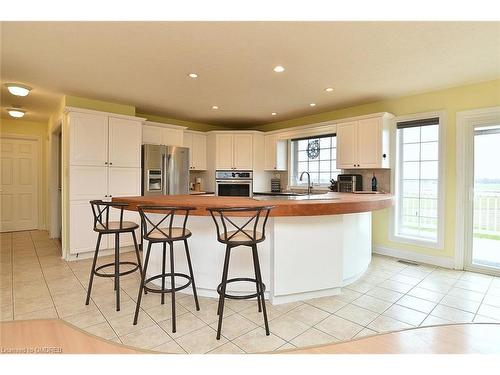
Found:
[184,131,207,170]
[65,108,144,256]
[336,113,392,169]
[215,133,253,170]
[264,134,287,171]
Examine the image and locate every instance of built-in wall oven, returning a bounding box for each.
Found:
[215,170,253,197]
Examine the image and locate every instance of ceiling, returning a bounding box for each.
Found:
[1,21,499,127]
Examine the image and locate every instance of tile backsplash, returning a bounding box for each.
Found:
[342,169,391,193]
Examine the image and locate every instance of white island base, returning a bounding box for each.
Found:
[144,212,372,305]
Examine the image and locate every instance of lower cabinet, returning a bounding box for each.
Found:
[68,166,141,256]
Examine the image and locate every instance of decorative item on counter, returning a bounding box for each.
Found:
[371,173,378,192]
[194,177,202,192]
[271,174,281,192]
[329,178,337,191]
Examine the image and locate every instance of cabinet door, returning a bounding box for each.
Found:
[264,135,276,170]
[109,118,142,167]
[275,139,288,171]
[233,134,253,169]
[192,133,207,170]
[69,113,108,166]
[162,128,184,146]
[108,167,142,248]
[69,201,107,254]
[183,132,194,169]
[108,167,141,198]
[357,118,382,168]
[142,126,163,145]
[336,121,358,169]
[216,134,234,169]
[69,166,108,201]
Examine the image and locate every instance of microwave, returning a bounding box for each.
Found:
[337,174,363,192]
[215,170,253,197]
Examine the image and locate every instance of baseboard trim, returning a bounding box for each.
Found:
[373,245,455,269]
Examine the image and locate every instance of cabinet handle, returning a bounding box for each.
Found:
[109,162,113,165]
[105,162,108,165]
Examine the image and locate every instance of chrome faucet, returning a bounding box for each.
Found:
[300,171,312,195]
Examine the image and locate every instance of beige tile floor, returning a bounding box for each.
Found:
[2,230,500,353]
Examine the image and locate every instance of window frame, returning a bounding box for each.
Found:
[288,133,340,189]
[389,111,446,249]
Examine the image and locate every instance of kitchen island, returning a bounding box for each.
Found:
[113,192,393,304]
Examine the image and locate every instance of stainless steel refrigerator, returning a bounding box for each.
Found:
[142,144,190,196]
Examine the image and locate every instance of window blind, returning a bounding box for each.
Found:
[396,117,439,129]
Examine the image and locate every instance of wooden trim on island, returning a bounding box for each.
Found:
[112,193,394,217]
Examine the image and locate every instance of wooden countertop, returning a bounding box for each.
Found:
[113,192,394,217]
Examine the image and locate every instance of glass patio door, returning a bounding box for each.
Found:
[469,125,500,272]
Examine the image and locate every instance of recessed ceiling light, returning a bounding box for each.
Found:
[212,105,219,110]
[325,87,334,92]
[309,103,316,107]
[273,66,285,73]
[7,107,26,118]
[188,73,198,78]
[5,83,31,97]
[271,112,277,116]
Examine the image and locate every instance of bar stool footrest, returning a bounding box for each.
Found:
[144,273,192,293]
[94,261,140,278]
[217,277,266,300]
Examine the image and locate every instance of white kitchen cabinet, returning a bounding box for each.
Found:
[264,134,287,171]
[336,113,392,169]
[142,122,185,146]
[69,200,104,254]
[162,128,184,146]
[215,133,253,170]
[233,134,253,169]
[142,125,163,145]
[109,117,142,168]
[184,131,207,170]
[336,121,358,169]
[65,108,145,257]
[69,112,108,166]
[216,133,235,169]
[108,167,141,197]
[69,166,108,201]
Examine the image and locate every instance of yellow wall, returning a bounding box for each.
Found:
[64,95,136,116]
[137,112,230,132]
[252,79,500,261]
[63,95,228,131]
[0,118,49,229]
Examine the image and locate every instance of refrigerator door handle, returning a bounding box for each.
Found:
[164,152,172,195]
[162,153,167,195]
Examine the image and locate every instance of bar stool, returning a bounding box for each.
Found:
[207,206,274,340]
[133,205,200,333]
[85,200,143,311]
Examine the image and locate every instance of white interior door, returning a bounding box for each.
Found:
[1,137,39,232]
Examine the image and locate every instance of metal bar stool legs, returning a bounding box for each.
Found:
[216,246,231,340]
[133,205,200,334]
[184,239,200,311]
[85,233,102,305]
[252,244,269,335]
[133,242,151,325]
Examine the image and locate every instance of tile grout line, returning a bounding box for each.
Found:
[27,231,60,319]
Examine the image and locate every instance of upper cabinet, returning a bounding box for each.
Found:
[336,113,393,169]
[142,121,185,146]
[109,117,142,167]
[68,111,142,168]
[215,133,253,170]
[264,134,288,171]
[69,112,109,166]
[184,131,207,170]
